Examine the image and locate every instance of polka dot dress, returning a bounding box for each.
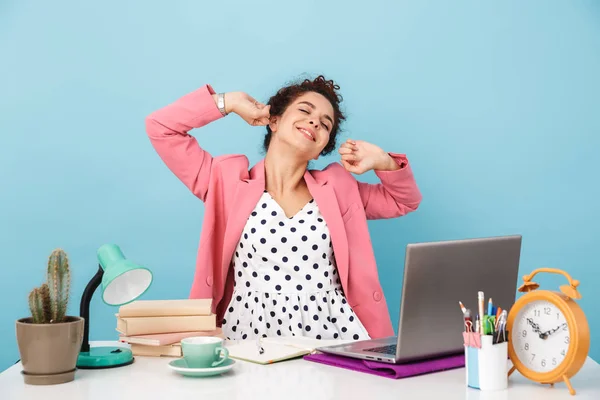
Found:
[221,191,370,341]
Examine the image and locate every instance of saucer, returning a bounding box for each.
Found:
[21,369,76,385]
[168,358,236,377]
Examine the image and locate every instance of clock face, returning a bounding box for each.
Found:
[511,300,571,373]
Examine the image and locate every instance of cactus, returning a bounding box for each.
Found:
[47,249,70,323]
[39,283,52,322]
[27,248,72,324]
[28,287,46,324]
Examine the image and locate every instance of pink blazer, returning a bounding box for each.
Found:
[145,84,423,339]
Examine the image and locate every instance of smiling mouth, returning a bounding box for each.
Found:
[297,127,315,142]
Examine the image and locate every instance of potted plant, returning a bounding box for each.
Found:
[15,248,84,385]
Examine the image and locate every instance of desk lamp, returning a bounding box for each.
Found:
[76,244,153,369]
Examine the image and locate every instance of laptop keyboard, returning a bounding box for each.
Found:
[364,344,396,355]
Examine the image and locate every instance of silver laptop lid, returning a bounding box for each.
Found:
[395,235,522,361]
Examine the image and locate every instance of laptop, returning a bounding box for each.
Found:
[315,234,522,364]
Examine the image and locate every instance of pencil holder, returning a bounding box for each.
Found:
[463,332,509,391]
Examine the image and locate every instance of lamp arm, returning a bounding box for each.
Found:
[79,264,104,353]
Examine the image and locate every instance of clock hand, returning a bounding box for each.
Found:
[541,323,568,338]
[526,318,542,334]
[526,318,551,339]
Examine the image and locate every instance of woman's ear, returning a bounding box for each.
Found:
[268,116,278,133]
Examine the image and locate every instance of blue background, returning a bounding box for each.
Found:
[1,1,598,372]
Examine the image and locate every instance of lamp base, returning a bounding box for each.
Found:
[77,346,134,369]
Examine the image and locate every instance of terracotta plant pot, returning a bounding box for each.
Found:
[15,316,84,385]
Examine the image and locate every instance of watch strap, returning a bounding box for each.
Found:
[217,93,227,116]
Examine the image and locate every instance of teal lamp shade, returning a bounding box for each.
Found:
[98,244,153,306]
[77,244,153,369]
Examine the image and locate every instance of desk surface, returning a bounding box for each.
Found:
[1,341,599,400]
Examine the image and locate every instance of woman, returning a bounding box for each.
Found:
[145,75,422,341]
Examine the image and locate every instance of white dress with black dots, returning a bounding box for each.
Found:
[221,191,370,342]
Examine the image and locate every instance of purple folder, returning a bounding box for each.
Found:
[304,352,465,379]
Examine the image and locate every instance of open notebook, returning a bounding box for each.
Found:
[225,336,356,365]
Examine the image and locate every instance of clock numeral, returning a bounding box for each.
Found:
[541,359,546,367]
[524,343,529,351]
[557,312,560,319]
[561,349,566,356]
[563,324,568,331]
[531,353,536,362]
[544,307,551,315]
[522,330,527,338]
[565,336,570,344]
[552,358,557,365]
[534,310,540,317]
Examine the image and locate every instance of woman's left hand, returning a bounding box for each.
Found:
[338,139,400,174]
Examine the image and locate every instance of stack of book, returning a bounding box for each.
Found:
[116,299,222,357]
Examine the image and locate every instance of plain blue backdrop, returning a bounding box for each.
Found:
[1,1,598,373]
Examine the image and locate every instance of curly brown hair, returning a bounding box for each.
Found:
[263,75,346,156]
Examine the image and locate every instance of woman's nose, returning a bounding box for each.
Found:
[309,120,319,129]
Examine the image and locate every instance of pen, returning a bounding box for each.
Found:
[478,291,485,334]
[487,298,493,316]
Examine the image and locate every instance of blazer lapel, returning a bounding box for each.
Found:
[304,170,349,292]
[221,160,266,285]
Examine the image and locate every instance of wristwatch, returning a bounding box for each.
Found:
[217,93,228,116]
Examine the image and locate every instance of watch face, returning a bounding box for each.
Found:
[511,300,570,373]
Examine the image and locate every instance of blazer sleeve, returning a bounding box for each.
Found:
[358,153,422,219]
[145,84,224,202]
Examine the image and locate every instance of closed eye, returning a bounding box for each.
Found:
[300,108,330,130]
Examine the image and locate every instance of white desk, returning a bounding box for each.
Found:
[1,341,599,399]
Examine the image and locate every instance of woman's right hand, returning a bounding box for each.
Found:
[223,92,271,126]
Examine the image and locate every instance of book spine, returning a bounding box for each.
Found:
[130,343,181,357]
[118,315,216,336]
[118,309,212,318]
[118,300,212,317]
[119,308,212,318]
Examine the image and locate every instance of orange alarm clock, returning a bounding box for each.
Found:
[507,267,590,395]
